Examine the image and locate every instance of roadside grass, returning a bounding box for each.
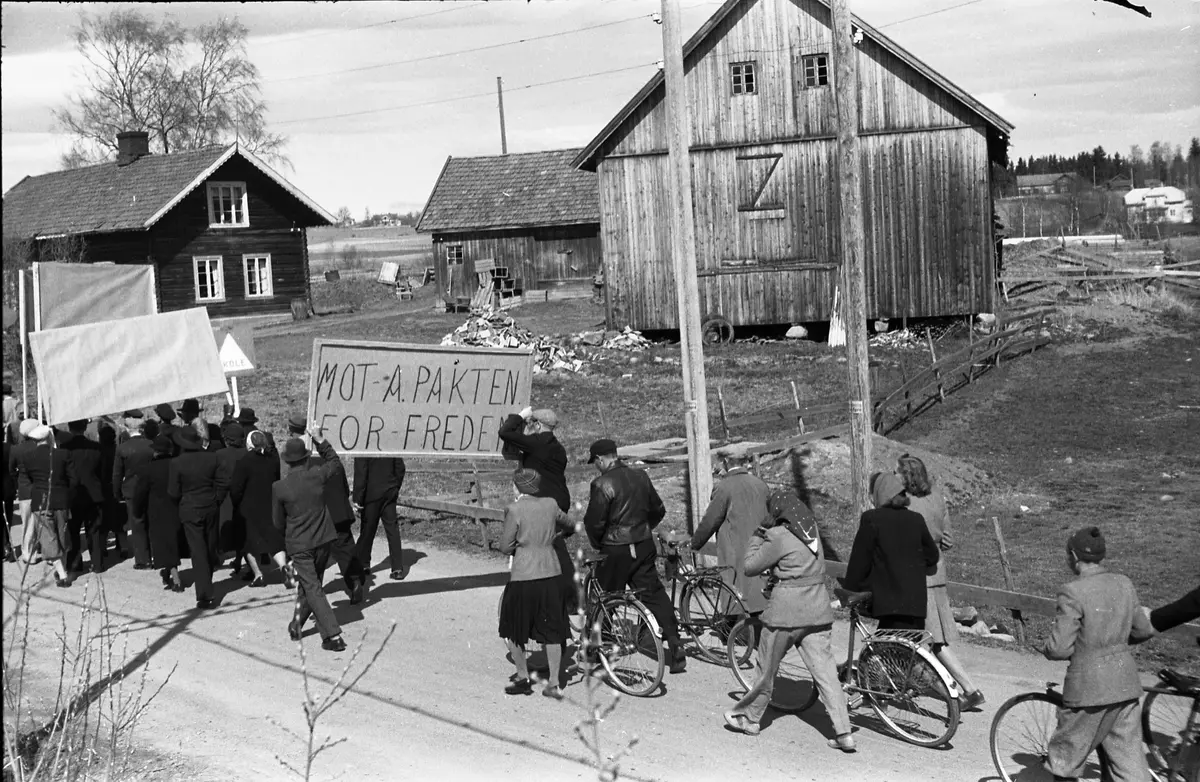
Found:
[1101,283,1195,317]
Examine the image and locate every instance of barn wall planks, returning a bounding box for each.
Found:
[430,225,602,300]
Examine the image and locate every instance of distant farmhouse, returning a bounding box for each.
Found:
[417,149,600,309]
[573,0,1013,331]
[1124,186,1194,224]
[1105,175,1134,192]
[3,131,334,319]
[1016,172,1084,196]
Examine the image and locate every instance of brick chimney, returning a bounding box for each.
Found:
[116,131,150,166]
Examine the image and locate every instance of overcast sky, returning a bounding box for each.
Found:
[2,0,1197,217]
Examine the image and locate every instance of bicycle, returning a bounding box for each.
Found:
[725,586,961,747]
[990,668,1200,782]
[656,529,749,665]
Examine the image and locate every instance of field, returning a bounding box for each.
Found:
[307,225,432,277]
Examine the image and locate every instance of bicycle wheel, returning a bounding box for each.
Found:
[990,690,1106,781]
[726,621,820,713]
[1143,689,1196,779]
[679,577,745,664]
[591,597,664,697]
[857,640,959,747]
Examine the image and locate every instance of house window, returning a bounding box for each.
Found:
[243,254,273,298]
[801,54,829,88]
[731,62,757,95]
[207,181,249,227]
[446,245,464,265]
[193,256,225,302]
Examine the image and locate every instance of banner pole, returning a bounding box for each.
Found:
[32,263,42,421]
[19,272,28,417]
[231,376,240,417]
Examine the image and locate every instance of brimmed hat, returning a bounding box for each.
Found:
[123,409,144,419]
[29,424,53,442]
[19,419,39,438]
[1068,526,1106,563]
[588,438,618,464]
[514,468,541,495]
[531,409,558,429]
[151,434,174,456]
[280,437,310,464]
[174,428,203,451]
[179,398,201,419]
[870,472,907,509]
[155,403,176,422]
[287,412,306,431]
[236,408,258,425]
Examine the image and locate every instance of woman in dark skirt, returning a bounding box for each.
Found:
[497,468,574,698]
[230,430,294,588]
[132,434,186,592]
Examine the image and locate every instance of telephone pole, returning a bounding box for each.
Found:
[497,76,508,155]
[831,0,872,518]
[661,0,712,532]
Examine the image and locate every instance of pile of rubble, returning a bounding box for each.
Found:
[441,313,585,374]
[568,326,652,351]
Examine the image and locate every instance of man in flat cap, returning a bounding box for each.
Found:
[113,414,157,569]
[1040,526,1154,781]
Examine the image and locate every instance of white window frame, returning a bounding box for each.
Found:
[731,61,757,95]
[193,256,225,303]
[242,254,273,299]
[207,181,249,228]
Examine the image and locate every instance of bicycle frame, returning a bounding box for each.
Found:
[1143,684,1200,779]
[842,602,962,701]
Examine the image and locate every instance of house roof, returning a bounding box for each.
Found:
[1124,186,1188,205]
[2,143,334,240]
[572,0,1014,171]
[416,148,599,233]
[1017,173,1076,187]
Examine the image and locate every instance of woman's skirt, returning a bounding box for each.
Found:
[148,512,186,569]
[218,500,245,553]
[244,512,285,557]
[924,584,960,646]
[498,576,569,647]
[34,510,68,560]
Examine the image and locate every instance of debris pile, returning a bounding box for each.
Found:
[569,326,652,351]
[1001,242,1198,300]
[441,314,584,374]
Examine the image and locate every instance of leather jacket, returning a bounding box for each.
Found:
[583,461,666,548]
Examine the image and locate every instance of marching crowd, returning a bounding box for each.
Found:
[4,382,1197,778]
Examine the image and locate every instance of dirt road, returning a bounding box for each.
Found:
[7,544,1100,782]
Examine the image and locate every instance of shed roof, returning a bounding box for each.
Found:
[3,144,334,240]
[573,0,1014,171]
[416,149,599,233]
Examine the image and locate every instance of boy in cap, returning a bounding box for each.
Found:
[1040,526,1154,781]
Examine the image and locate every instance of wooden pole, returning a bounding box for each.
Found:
[991,515,1027,644]
[496,76,508,155]
[831,0,871,518]
[661,0,713,534]
[18,271,28,417]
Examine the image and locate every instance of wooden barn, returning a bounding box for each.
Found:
[573,0,1013,331]
[416,149,601,309]
[2,131,334,319]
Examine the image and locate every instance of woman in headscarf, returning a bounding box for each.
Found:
[896,454,985,711]
[497,468,574,698]
[132,434,185,592]
[723,489,854,751]
[230,429,294,587]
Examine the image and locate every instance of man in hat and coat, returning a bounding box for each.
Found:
[62,419,107,573]
[113,413,157,569]
[168,427,228,609]
[21,423,76,586]
[1039,526,1154,781]
[273,426,348,652]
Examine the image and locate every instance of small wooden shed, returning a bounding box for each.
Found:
[416,149,601,309]
[573,0,1014,331]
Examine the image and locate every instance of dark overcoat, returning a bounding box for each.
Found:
[231,450,284,556]
[131,456,186,568]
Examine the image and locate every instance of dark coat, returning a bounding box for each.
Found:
[62,433,104,505]
[215,446,248,550]
[168,449,227,520]
[2,441,13,505]
[842,506,939,619]
[230,449,284,556]
[273,439,340,555]
[498,414,570,512]
[308,450,354,525]
[132,456,184,568]
[113,435,156,501]
[583,461,665,549]
[692,469,772,614]
[352,457,406,505]
[20,443,77,511]
[9,440,36,501]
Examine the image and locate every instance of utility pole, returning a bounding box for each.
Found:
[831,0,872,519]
[497,76,508,155]
[661,0,712,533]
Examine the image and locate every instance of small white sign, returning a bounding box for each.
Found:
[219,333,254,375]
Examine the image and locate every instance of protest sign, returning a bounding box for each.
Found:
[307,339,533,458]
[212,326,256,376]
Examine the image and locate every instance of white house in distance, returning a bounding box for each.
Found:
[1124,186,1194,224]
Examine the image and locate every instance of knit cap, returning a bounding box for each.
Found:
[1067,526,1106,563]
[514,468,541,496]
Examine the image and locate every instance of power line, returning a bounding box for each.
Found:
[272,62,658,126]
[267,13,656,84]
[255,3,485,48]
[878,0,986,29]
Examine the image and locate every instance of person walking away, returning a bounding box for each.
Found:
[3,437,15,561]
[132,435,185,592]
[691,452,771,618]
[582,438,686,674]
[499,407,574,612]
[113,413,156,569]
[842,472,939,631]
[2,383,19,441]
[62,419,107,574]
[155,404,180,455]
[723,489,855,751]
[215,423,251,578]
[96,424,130,562]
[499,469,575,697]
[23,424,75,586]
[239,408,275,455]
[230,430,294,588]
[897,453,985,711]
[168,427,227,609]
[274,427,348,652]
[1040,527,1153,781]
[352,454,407,580]
[11,419,41,562]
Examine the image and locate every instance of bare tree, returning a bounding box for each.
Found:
[54,10,289,170]
[334,206,352,226]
